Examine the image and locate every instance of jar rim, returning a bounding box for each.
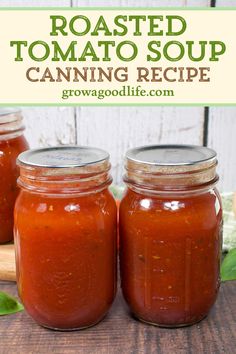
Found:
[0,110,25,138]
[17,146,112,194]
[124,144,218,190]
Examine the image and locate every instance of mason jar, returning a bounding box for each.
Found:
[119,145,222,327]
[0,108,29,243]
[14,146,117,330]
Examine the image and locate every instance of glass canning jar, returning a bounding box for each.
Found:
[14,146,117,330]
[119,145,222,327]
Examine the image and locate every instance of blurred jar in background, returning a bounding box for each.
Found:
[0,109,29,243]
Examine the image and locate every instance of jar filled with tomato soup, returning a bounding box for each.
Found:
[14,146,117,330]
[0,108,29,244]
[120,145,222,327]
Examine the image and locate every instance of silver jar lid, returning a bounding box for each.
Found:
[126,145,216,168]
[124,145,218,189]
[0,108,21,117]
[18,146,109,169]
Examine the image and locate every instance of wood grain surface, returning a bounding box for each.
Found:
[0,245,15,282]
[0,281,235,354]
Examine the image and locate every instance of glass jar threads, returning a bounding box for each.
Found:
[0,108,29,244]
[119,145,222,327]
[14,146,117,330]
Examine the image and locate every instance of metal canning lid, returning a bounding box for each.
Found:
[0,108,22,125]
[124,145,218,189]
[18,146,110,168]
[126,145,216,167]
[0,108,21,117]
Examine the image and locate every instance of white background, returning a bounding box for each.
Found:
[1,0,235,191]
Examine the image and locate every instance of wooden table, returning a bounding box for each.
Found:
[0,281,235,354]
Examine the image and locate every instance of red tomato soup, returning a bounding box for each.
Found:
[14,146,117,330]
[0,109,29,243]
[120,145,222,327]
